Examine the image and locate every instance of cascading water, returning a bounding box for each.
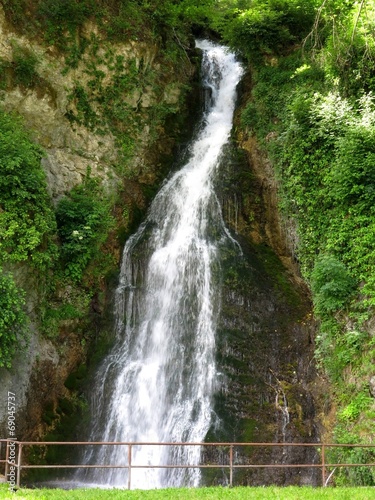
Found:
[82,40,243,489]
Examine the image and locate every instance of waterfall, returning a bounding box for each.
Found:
[82,40,243,489]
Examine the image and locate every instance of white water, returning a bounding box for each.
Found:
[82,40,243,489]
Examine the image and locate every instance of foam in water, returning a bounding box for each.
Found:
[80,40,243,489]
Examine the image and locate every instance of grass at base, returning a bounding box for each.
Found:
[1,485,375,500]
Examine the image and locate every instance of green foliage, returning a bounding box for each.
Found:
[338,391,373,424]
[145,0,216,32]
[311,256,356,316]
[41,301,87,339]
[213,0,317,61]
[329,445,375,486]
[3,0,214,58]
[0,110,57,266]
[329,390,375,486]
[309,1,375,95]
[36,0,93,48]
[329,127,375,210]
[241,53,325,138]
[55,174,114,282]
[0,43,44,92]
[11,42,39,87]
[67,84,99,129]
[99,1,145,40]
[0,269,28,368]
[283,91,375,302]
[313,319,370,381]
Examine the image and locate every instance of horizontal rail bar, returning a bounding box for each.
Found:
[20,463,375,470]
[2,438,374,490]
[21,465,131,469]
[8,441,375,448]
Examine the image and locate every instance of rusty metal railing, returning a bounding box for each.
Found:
[1,439,374,489]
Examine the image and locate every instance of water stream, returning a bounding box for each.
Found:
[82,40,243,489]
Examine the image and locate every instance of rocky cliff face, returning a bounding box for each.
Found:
[0,11,112,199]
[0,5,198,440]
[0,7,194,201]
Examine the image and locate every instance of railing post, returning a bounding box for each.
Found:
[5,440,10,480]
[229,444,233,488]
[128,444,132,490]
[321,443,326,487]
[16,443,22,489]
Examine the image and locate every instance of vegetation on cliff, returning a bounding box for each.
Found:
[0,111,56,265]
[214,0,375,485]
[0,110,56,367]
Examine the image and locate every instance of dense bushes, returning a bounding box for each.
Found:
[55,174,114,282]
[4,0,214,52]
[311,256,356,316]
[243,76,375,304]
[0,111,56,266]
[0,269,28,368]
[214,0,317,60]
[309,1,375,95]
[280,91,375,302]
[0,110,55,368]
[0,110,115,365]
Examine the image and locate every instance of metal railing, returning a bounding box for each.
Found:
[1,439,374,489]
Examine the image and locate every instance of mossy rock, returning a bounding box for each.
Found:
[64,364,88,391]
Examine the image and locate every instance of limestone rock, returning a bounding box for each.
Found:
[370,376,375,398]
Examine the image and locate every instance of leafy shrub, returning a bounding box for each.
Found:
[0,111,57,266]
[339,391,373,424]
[329,443,375,486]
[0,269,28,368]
[330,390,375,486]
[310,255,356,316]
[216,0,317,61]
[274,90,375,302]
[36,0,93,46]
[328,127,375,210]
[11,43,39,87]
[55,174,114,282]
[318,1,375,95]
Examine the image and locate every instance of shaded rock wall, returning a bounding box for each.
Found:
[205,102,326,484]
